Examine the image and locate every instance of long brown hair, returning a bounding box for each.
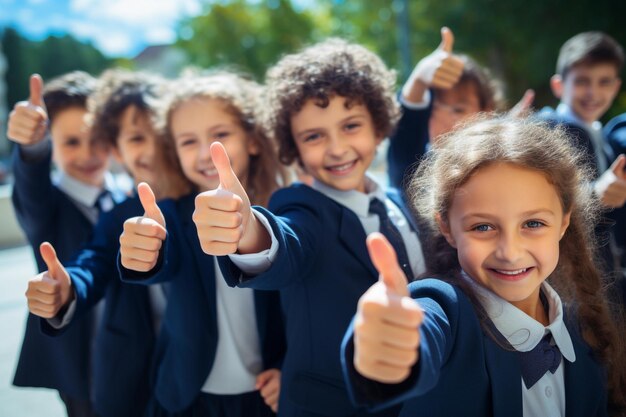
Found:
[158,71,288,206]
[409,116,626,411]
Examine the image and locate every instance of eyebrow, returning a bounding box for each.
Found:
[294,113,368,140]
[461,209,557,222]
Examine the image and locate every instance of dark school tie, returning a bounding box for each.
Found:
[94,190,114,214]
[369,198,415,280]
[518,334,562,389]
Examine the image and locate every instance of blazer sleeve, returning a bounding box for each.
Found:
[387,98,431,190]
[217,192,324,290]
[341,279,460,412]
[10,142,59,241]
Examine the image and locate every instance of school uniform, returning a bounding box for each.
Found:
[540,105,624,273]
[387,92,432,190]
[118,193,285,415]
[11,141,121,416]
[39,196,169,417]
[217,178,426,417]
[341,278,608,417]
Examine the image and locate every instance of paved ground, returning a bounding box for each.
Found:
[0,245,65,417]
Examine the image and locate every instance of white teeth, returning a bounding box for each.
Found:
[202,169,217,176]
[495,268,527,275]
[329,161,355,172]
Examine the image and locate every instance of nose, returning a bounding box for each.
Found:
[326,133,348,158]
[494,230,523,263]
[198,139,212,162]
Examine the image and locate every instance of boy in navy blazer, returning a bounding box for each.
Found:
[8,72,116,417]
[193,39,427,417]
[22,70,192,417]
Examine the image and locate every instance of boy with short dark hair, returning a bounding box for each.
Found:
[540,31,625,299]
[8,71,117,417]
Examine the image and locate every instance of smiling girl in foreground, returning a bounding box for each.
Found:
[342,117,625,416]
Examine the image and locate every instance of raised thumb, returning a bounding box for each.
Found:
[366,232,409,297]
[610,154,626,178]
[211,141,242,191]
[29,74,45,108]
[39,242,63,279]
[439,27,455,53]
[138,182,166,227]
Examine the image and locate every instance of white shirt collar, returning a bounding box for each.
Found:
[54,172,115,207]
[556,103,602,132]
[311,174,387,218]
[461,272,576,363]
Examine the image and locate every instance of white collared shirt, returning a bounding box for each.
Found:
[462,273,576,417]
[229,175,426,279]
[54,171,117,224]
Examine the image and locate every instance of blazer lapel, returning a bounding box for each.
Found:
[483,333,523,417]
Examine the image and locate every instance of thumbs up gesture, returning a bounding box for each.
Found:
[403,27,464,103]
[119,182,167,272]
[353,233,424,384]
[594,154,626,208]
[7,74,49,146]
[193,142,269,255]
[26,242,73,319]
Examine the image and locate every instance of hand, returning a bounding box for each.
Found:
[7,74,49,146]
[193,142,269,255]
[403,27,464,104]
[119,182,167,271]
[353,233,424,384]
[508,89,535,118]
[256,368,281,413]
[594,154,626,208]
[26,242,73,318]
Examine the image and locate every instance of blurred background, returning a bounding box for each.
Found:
[0,0,624,414]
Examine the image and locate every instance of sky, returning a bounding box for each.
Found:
[0,0,204,57]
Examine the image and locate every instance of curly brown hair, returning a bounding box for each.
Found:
[88,69,191,198]
[88,69,165,147]
[43,71,97,123]
[409,116,626,411]
[158,71,288,206]
[262,38,400,166]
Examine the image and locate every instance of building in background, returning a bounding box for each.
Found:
[133,44,187,77]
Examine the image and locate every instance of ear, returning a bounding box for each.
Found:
[435,213,457,248]
[247,134,261,157]
[560,211,572,240]
[611,77,622,98]
[375,133,385,146]
[550,75,563,99]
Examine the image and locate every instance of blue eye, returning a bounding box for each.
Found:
[214,131,230,140]
[304,133,320,142]
[473,224,492,232]
[525,220,545,228]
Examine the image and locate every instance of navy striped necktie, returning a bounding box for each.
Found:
[369,198,414,280]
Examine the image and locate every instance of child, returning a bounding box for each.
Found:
[24,69,192,417]
[342,117,626,416]
[540,31,626,298]
[8,71,117,417]
[117,72,287,416]
[193,39,426,417]
[387,27,504,190]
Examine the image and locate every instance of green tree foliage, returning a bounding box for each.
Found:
[2,28,111,108]
[176,0,317,80]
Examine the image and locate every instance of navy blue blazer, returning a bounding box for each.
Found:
[11,144,97,400]
[387,97,432,191]
[341,279,608,417]
[119,193,286,413]
[40,196,159,417]
[217,184,422,417]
